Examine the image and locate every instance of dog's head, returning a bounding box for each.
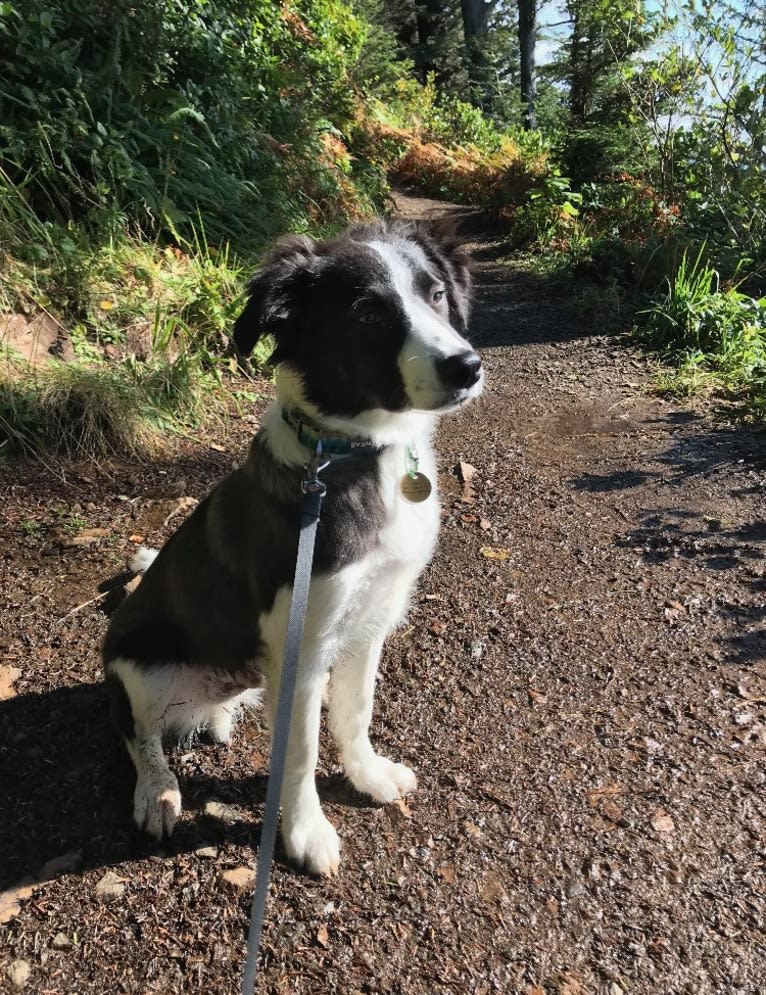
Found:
[233,220,483,424]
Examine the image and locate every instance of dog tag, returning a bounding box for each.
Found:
[400,472,432,503]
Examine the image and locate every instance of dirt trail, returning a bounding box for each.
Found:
[1,193,765,995]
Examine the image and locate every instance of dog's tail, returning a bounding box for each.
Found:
[129,545,160,574]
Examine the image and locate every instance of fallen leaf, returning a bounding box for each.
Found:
[0,882,38,924]
[316,923,329,947]
[586,783,623,808]
[128,533,145,544]
[456,461,477,503]
[0,665,21,701]
[436,863,457,884]
[220,866,255,891]
[479,518,491,531]
[429,621,447,635]
[391,798,413,819]
[480,546,510,561]
[60,527,110,547]
[210,443,226,452]
[651,808,675,833]
[528,688,547,704]
[556,972,590,995]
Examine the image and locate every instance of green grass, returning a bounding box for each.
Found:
[0,351,226,460]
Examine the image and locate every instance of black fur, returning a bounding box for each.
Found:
[103,437,385,671]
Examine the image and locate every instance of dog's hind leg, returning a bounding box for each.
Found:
[106,660,182,839]
[328,636,417,804]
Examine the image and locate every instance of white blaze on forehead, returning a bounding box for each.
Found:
[365,236,475,410]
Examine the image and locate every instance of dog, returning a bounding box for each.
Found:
[103,218,483,876]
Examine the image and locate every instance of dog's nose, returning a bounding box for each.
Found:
[437,351,482,390]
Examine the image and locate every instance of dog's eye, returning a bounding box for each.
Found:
[355,301,385,325]
[432,289,446,304]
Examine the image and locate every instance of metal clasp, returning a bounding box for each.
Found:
[302,441,330,496]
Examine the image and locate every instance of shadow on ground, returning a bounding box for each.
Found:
[0,683,370,890]
[570,417,766,666]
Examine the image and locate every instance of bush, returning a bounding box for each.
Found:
[0,348,225,459]
[0,0,377,247]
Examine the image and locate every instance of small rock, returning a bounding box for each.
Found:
[95,870,126,901]
[0,665,21,702]
[220,866,255,891]
[7,961,31,990]
[0,880,38,924]
[566,878,587,898]
[52,932,71,949]
[195,845,218,859]
[204,800,241,824]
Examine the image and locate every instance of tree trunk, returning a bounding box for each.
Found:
[568,3,588,126]
[460,0,493,110]
[517,0,536,129]
[415,0,443,84]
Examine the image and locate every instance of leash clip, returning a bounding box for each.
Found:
[302,441,330,496]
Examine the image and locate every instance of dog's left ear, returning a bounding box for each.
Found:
[413,218,473,333]
[233,235,317,364]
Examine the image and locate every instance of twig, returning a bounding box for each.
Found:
[57,589,109,624]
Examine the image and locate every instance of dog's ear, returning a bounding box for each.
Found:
[233,235,317,362]
[412,218,473,333]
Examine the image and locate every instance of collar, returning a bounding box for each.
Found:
[281,408,381,456]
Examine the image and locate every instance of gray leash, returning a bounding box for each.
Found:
[241,446,329,995]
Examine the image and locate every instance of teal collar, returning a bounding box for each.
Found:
[281,408,381,456]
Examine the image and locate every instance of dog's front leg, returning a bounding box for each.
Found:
[270,663,340,876]
[329,637,417,804]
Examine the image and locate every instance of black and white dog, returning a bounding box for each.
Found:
[103,219,483,876]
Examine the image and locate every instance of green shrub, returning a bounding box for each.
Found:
[0,0,374,246]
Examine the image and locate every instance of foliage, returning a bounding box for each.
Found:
[0,349,222,459]
[0,0,377,245]
[639,247,766,409]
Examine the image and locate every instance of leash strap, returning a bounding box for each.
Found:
[241,452,328,995]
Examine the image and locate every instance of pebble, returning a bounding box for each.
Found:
[204,800,241,824]
[195,845,218,859]
[566,879,587,898]
[95,871,126,901]
[7,961,30,990]
[52,932,71,949]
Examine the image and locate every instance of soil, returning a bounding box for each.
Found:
[1,193,765,995]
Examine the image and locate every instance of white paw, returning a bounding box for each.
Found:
[134,774,182,838]
[346,756,417,804]
[281,808,341,877]
[207,706,234,744]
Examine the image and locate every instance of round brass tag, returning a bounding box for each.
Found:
[400,472,433,503]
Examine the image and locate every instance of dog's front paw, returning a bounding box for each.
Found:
[134,774,182,839]
[281,809,340,877]
[346,756,417,804]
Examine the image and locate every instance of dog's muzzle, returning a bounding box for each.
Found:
[436,351,483,392]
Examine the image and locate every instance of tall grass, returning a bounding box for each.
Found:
[641,247,766,409]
